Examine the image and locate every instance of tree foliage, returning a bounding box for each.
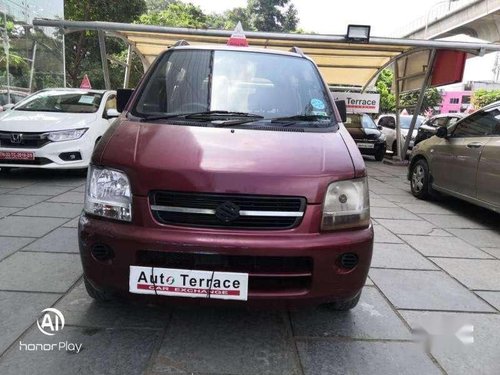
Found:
[472,89,500,108]
[246,0,298,32]
[139,2,209,28]
[401,88,442,113]
[375,69,395,113]
[64,0,147,88]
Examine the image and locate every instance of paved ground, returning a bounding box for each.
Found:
[0,161,498,375]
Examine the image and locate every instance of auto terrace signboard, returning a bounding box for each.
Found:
[331,92,380,114]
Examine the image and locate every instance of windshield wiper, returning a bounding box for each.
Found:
[185,111,264,120]
[139,111,264,123]
[270,115,332,127]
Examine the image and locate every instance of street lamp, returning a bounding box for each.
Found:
[424,0,460,38]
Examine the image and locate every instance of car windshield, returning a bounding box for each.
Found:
[133,49,335,126]
[361,114,377,129]
[400,116,424,129]
[15,91,103,113]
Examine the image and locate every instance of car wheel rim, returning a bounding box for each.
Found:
[412,165,425,193]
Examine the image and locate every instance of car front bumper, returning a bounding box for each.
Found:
[79,201,374,307]
[0,138,94,169]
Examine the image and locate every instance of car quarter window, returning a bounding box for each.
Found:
[378,116,395,128]
[452,108,500,137]
[105,95,117,110]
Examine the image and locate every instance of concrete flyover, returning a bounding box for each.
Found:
[403,0,500,42]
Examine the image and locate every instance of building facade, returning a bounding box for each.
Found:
[0,0,64,104]
[440,90,472,113]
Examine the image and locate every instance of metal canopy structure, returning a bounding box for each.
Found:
[32,18,500,160]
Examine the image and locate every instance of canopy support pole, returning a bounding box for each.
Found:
[98,30,111,90]
[401,49,437,156]
[123,45,132,88]
[394,60,402,161]
[29,41,37,92]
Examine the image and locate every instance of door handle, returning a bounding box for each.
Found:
[466,142,483,149]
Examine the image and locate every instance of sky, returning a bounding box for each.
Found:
[188,0,498,85]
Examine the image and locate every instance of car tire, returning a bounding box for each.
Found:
[84,276,114,302]
[322,291,361,311]
[410,159,435,200]
[374,148,385,161]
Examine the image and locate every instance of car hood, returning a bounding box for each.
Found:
[0,110,97,132]
[98,121,358,203]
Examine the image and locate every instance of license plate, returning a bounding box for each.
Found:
[129,266,249,301]
[357,143,375,149]
[0,151,34,160]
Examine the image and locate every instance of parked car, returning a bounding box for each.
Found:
[414,113,464,146]
[79,43,374,309]
[376,114,425,154]
[0,88,118,171]
[409,101,500,212]
[345,113,386,161]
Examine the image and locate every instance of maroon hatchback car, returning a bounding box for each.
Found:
[79,42,373,309]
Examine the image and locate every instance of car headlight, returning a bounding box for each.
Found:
[84,166,132,222]
[47,128,87,142]
[321,177,370,231]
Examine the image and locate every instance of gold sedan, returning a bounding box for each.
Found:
[408,102,500,213]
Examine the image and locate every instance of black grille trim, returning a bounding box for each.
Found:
[150,191,306,230]
[0,132,51,149]
[136,251,313,293]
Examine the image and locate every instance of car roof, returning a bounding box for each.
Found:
[431,113,464,119]
[169,45,306,59]
[37,88,113,94]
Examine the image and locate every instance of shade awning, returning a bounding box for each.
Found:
[33,19,500,87]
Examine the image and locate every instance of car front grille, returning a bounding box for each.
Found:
[137,251,313,294]
[150,191,306,230]
[0,132,51,149]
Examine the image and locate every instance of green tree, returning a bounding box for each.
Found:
[64,0,147,88]
[375,69,395,113]
[472,89,500,108]
[145,0,175,13]
[246,0,298,32]
[401,87,442,113]
[139,2,208,28]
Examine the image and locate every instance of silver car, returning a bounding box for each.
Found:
[408,102,500,213]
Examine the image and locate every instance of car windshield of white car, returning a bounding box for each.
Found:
[15,91,103,113]
[132,49,336,129]
[400,116,424,129]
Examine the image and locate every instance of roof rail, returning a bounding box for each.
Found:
[172,40,190,47]
[289,46,305,56]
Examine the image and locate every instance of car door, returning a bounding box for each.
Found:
[476,116,500,209]
[431,109,495,198]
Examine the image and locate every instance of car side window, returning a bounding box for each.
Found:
[379,116,395,129]
[452,109,499,137]
[105,95,117,110]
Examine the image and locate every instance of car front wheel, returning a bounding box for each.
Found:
[410,159,433,199]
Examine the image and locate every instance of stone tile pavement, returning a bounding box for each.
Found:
[0,163,498,375]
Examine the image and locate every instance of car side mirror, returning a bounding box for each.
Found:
[436,126,448,138]
[116,89,134,113]
[334,100,347,123]
[2,103,15,111]
[104,108,120,119]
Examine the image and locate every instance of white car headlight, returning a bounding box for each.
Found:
[85,166,132,222]
[47,128,87,142]
[321,177,370,231]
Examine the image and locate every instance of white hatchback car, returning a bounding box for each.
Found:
[0,89,118,171]
[376,114,425,155]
